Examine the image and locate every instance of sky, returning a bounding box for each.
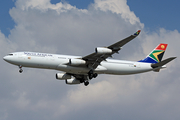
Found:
[1,0,180,36]
[0,0,180,120]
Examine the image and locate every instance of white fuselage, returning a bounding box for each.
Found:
[3,52,159,75]
[3,52,158,75]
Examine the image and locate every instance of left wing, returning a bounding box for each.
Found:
[82,30,141,69]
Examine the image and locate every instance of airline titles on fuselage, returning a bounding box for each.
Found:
[24,52,53,57]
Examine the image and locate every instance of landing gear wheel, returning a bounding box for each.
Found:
[84,81,89,86]
[19,69,23,73]
[19,65,23,73]
[88,70,94,79]
[80,79,84,83]
[93,73,98,78]
[89,74,94,79]
[88,70,98,79]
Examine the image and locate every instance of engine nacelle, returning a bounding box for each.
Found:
[56,73,71,80]
[65,78,81,85]
[95,47,112,54]
[69,58,86,65]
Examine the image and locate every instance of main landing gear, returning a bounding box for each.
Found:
[88,70,98,79]
[19,65,23,73]
[84,81,89,86]
[83,70,98,86]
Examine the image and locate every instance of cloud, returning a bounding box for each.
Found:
[15,0,78,12]
[94,0,143,26]
[0,0,179,120]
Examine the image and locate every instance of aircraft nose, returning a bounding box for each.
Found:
[3,54,17,64]
[3,56,12,62]
[3,56,8,61]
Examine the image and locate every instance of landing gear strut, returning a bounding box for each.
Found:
[19,65,23,73]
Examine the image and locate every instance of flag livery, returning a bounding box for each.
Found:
[139,43,167,63]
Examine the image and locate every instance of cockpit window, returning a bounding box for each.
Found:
[8,54,13,56]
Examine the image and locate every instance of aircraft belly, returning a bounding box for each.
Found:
[56,64,89,74]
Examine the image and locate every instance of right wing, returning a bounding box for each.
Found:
[82,30,141,69]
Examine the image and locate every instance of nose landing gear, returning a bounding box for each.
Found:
[19,65,23,73]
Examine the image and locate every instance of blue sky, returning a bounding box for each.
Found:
[0,0,180,37]
[127,0,180,31]
[0,0,15,36]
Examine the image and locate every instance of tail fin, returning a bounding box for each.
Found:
[139,43,168,63]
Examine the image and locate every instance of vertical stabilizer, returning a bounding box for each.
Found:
[139,43,168,63]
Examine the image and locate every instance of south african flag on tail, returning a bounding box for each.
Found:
[139,43,168,63]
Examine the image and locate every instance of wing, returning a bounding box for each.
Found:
[82,30,141,69]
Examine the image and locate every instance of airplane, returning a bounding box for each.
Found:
[3,30,176,86]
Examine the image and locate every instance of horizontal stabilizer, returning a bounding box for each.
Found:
[151,57,176,68]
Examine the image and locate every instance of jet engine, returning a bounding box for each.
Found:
[95,47,112,54]
[69,58,86,65]
[56,73,71,80]
[65,78,81,85]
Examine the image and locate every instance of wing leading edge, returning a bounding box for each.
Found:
[82,30,141,69]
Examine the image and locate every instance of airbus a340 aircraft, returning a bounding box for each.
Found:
[3,30,176,86]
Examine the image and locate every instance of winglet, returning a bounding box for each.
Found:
[134,30,141,36]
[151,57,176,68]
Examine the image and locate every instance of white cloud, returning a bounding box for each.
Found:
[15,0,87,13]
[13,91,30,109]
[0,0,179,120]
[94,0,143,26]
